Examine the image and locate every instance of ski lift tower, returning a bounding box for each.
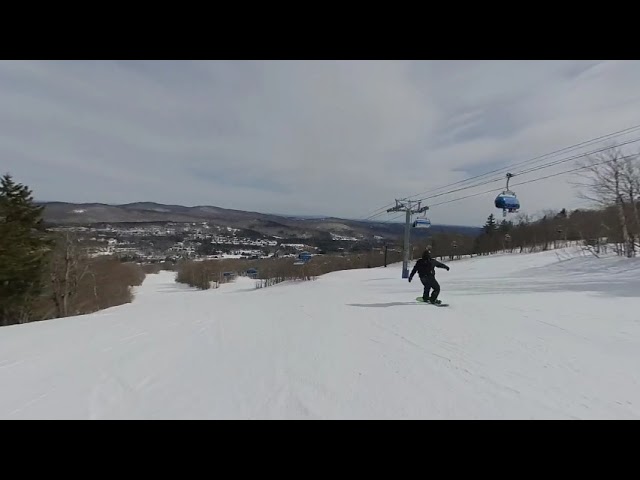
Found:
[387,199,429,278]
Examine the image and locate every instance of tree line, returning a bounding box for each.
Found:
[0,174,150,327]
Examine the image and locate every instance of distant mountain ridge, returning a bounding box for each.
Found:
[38,201,482,240]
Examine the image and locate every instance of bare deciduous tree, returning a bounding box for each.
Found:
[621,152,640,252]
[574,145,634,257]
[49,232,91,317]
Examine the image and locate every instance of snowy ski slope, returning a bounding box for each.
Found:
[1,246,639,419]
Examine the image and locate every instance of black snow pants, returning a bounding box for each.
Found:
[419,275,440,302]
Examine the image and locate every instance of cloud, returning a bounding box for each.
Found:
[1,60,640,226]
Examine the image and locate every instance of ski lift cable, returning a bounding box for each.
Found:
[510,135,640,177]
[360,123,640,221]
[373,151,638,229]
[410,136,640,206]
[427,153,638,209]
[363,137,640,224]
[404,123,640,200]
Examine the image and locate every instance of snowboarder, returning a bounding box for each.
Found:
[408,248,449,304]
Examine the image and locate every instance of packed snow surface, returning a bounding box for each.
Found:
[1,246,639,419]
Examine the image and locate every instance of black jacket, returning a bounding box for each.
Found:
[409,257,448,280]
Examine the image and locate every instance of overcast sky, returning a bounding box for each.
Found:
[2,60,640,226]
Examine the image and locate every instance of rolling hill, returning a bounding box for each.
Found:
[39,202,481,240]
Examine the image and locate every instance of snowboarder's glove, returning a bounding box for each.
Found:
[408,276,412,282]
[445,266,450,271]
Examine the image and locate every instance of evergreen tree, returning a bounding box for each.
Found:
[0,174,52,325]
[483,214,498,235]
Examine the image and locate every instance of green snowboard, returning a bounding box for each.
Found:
[416,297,449,307]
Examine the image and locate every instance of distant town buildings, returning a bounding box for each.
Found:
[47,222,354,263]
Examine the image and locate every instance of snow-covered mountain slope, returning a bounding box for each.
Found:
[1,247,639,419]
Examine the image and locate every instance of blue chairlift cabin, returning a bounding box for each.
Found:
[495,173,520,217]
[412,217,431,229]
